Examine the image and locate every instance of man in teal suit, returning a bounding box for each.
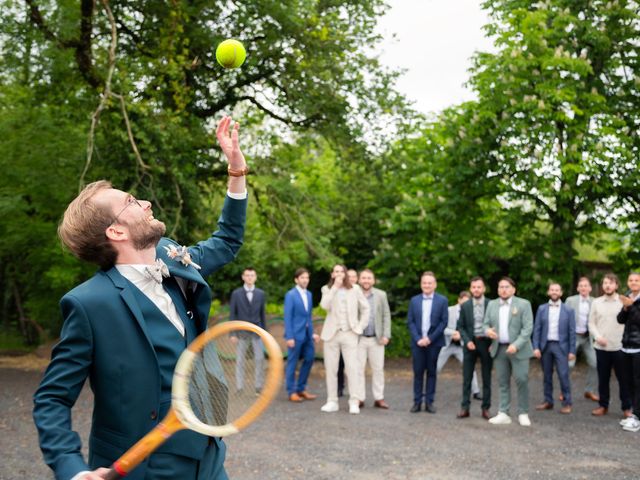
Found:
[33,116,248,480]
[483,276,535,427]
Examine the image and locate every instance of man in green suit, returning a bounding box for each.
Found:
[483,277,534,427]
[33,116,247,480]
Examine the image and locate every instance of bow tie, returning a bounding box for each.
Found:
[144,259,170,284]
[500,300,509,306]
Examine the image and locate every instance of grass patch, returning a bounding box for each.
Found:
[0,328,36,353]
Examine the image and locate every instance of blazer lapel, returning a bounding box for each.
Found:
[104,268,156,352]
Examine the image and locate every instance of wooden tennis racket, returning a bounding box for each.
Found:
[104,321,283,479]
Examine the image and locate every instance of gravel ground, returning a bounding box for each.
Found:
[1,356,639,480]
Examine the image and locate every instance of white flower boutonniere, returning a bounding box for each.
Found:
[511,307,519,315]
[164,245,201,270]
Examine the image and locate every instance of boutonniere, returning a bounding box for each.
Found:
[511,307,518,315]
[164,245,201,270]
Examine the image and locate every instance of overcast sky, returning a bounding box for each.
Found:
[375,0,496,115]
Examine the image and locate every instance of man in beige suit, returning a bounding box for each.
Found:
[355,269,392,409]
[320,264,370,414]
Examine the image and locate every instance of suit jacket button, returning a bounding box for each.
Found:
[150,410,158,420]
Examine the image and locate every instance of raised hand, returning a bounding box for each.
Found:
[216,115,246,170]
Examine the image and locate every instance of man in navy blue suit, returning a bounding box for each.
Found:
[284,268,319,402]
[533,282,577,414]
[407,271,449,413]
[33,116,247,480]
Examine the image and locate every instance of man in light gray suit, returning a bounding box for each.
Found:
[229,267,267,393]
[356,269,392,409]
[484,277,535,427]
[565,276,599,402]
[437,291,480,400]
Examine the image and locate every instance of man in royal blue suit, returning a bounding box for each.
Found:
[33,116,247,480]
[407,271,448,413]
[284,268,319,402]
[533,282,577,414]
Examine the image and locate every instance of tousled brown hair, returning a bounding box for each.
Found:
[328,264,352,289]
[58,180,118,270]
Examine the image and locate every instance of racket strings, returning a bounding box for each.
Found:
[188,332,266,427]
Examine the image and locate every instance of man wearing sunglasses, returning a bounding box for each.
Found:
[33,116,247,480]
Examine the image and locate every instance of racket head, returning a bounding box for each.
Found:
[172,320,283,437]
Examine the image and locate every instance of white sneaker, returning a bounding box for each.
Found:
[518,414,531,427]
[620,414,638,426]
[622,418,640,432]
[349,402,360,415]
[320,401,339,413]
[488,412,512,424]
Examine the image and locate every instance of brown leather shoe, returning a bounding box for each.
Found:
[559,405,572,414]
[374,399,389,409]
[298,391,317,400]
[591,406,608,416]
[289,393,304,402]
[359,400,365,408]
[535,402,553,411]
[456,409,470,418]
[584,392,600,402]
[623,409,633,418]
[481,409,490,420]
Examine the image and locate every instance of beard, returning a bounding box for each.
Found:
[127,218,166,250]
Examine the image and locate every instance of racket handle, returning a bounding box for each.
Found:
[103,408,184,478]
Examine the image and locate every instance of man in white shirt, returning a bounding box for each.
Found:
[33,116,248,480]
[565,277,599,402]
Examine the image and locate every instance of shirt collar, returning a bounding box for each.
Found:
[500,297,512,306]
[296,285,306,294]
[549,299,562,307]
[244,284,255,292]
[115,264,154,283]
[422,294,433,300]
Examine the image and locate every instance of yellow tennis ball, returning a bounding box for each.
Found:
[215,39,246,69]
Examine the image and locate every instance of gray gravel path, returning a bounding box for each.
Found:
[1,357,638,479]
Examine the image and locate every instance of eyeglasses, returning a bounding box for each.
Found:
[111,195,143,225]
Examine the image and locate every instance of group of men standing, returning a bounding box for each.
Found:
[407,270,640,432]
[229,264,640,434]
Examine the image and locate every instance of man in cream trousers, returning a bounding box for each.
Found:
[355,269,392,409]
[320,264,370,414]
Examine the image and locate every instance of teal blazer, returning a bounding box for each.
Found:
[33,196,246,480]
[483,295,534,359]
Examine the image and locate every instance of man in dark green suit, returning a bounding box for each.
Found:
[33,116,248,480]
[483,276,534,427]
[457,276,492,419]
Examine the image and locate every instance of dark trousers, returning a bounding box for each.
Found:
[285,333,315,395]
[623,351,640,417]
[411,344,442,405]
[595,349,631,410]
[542,341,571,406]
[461,337,492,410]
[337,353,345,393]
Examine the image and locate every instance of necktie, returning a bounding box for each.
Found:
[144,259,170,284]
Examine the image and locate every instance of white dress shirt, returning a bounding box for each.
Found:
[577,296,590,334]
[116,264,185,336]
[547,300,561,341]
[244,284,254,303]
[296,285,309,311]
[421,295,433,338]
[498,298,512,344]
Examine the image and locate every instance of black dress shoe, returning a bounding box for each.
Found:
[410,403,422,413]
[425,404,437,414]
[473,393,481,400]
[337,388,344,398]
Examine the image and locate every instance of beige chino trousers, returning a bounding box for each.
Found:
[356,336,386,402]
[324,330,361,404]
